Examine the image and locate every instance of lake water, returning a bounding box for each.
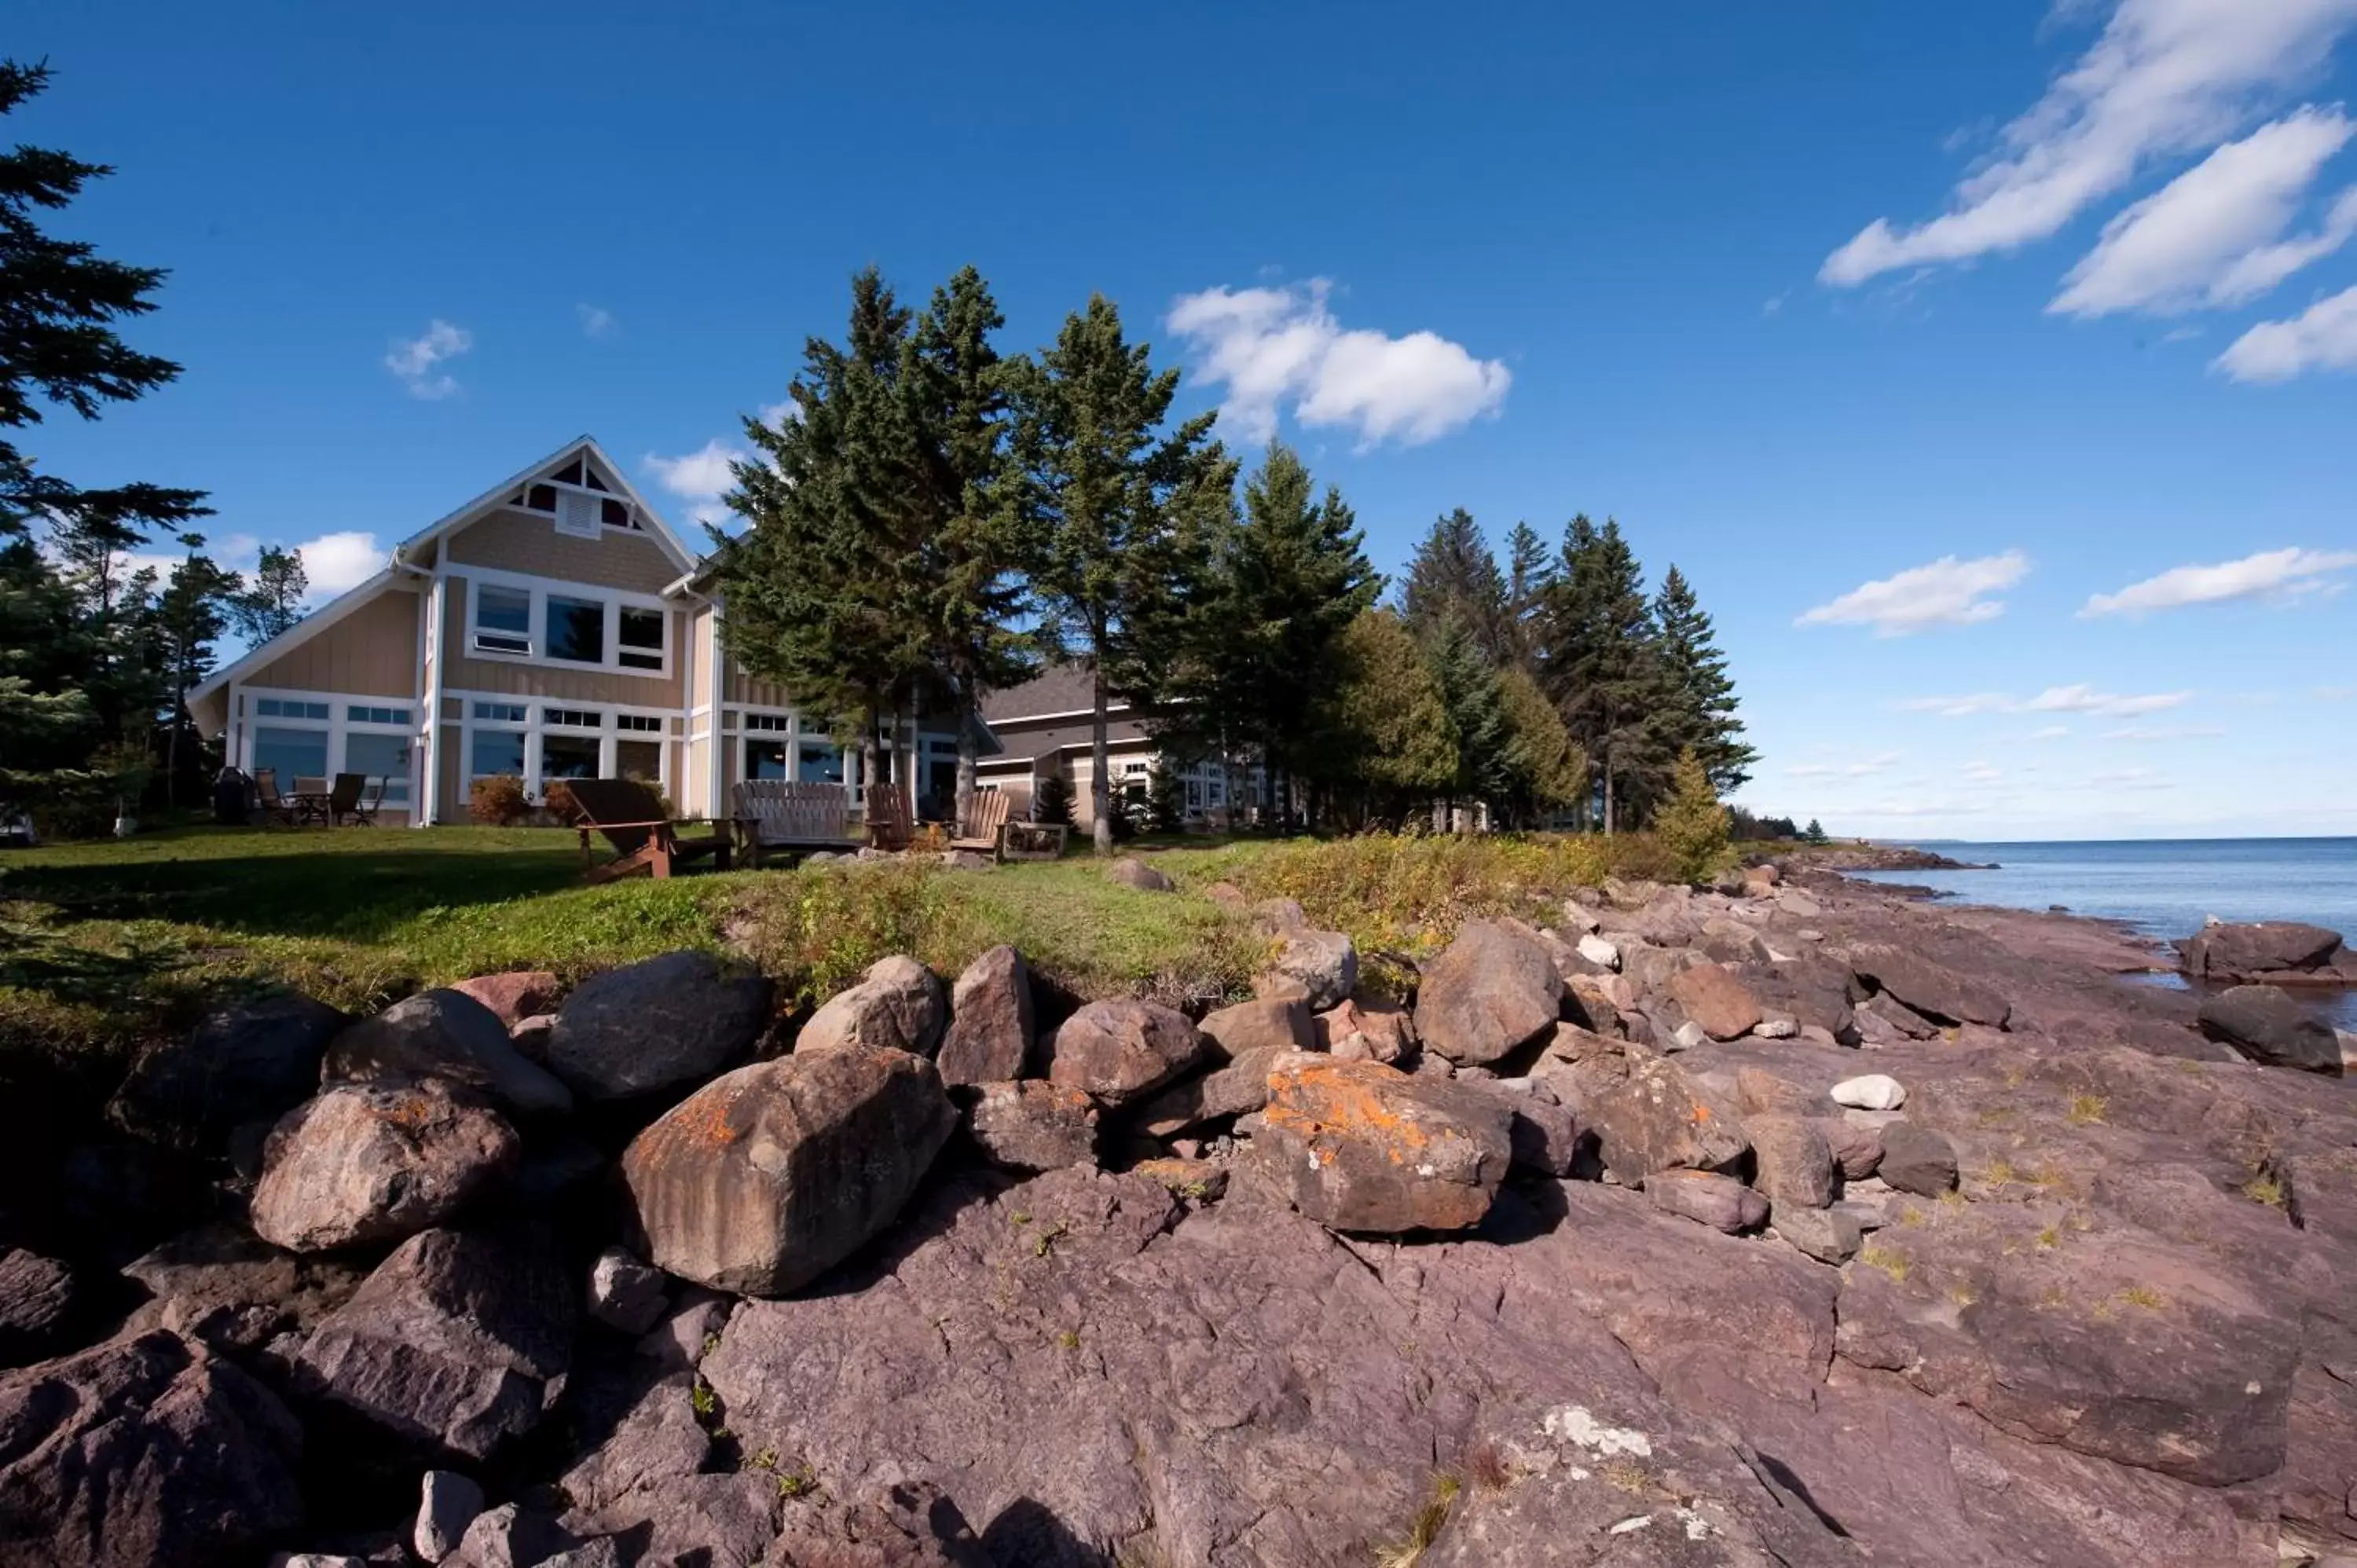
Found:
[1849,837,2357,1030]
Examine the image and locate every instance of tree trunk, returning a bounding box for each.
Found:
[954,696,977,833]
[1603,741,1616,836]
[1090,670,1113,856]
[902,689,920,820]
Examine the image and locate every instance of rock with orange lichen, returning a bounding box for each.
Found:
[1584,1053,1750,1184]
[619,1049,955,1296]
[1251,1056,1512,1233]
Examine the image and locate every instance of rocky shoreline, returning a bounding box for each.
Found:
[4,857,2356,1567]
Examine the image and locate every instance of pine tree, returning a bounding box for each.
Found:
[1504,520,1556,676]
[1652,748,1732,885]
[1495,665,1586,827]
[1032,770,1075,826]
[229,545,307,643]
[1399,508,1508,662]
[1424,618,1511,827]
[1006,295,1229,855]
[1805,817,1828,844]
[1543,515,1667,832]
[1653,565,1757,793]
[153,539,239,805]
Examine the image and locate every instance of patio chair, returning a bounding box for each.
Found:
[563,777,732,883]
[863,781,915,852]
[328,772,386,826]
[730,779,853,867]
[251,769,301,827]
[948,789,1010,859]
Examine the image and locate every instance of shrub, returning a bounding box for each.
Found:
[469,774,530,826]
[1651,749,1730,885]
[1033,772,1075,826]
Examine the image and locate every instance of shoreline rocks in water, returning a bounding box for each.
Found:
[10,871,2357,1566]
[2180,918,2357,988]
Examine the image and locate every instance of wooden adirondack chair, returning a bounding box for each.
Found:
[563,777,732,882]
[949,789,1010,859]
[863,781,915,852]
[730,779,853,866]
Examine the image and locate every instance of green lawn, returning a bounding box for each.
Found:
[0,822,1664,1075]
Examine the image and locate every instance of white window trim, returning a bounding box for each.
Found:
[449,689,676,807]
[236,683,423,810]
[455,566,673,679]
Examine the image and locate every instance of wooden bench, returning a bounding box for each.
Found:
[731,779,854,867]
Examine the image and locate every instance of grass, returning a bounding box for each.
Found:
[0,822,1672,1081]
[2065,1093,2108,1127]
[1373,1471,1462,1568]
[1858,1241,1911,1282]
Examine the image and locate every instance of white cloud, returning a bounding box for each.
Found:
[295,531,387,594]
[2102,724,2226,738]
[1961,760,2007,785]
[384,319,471,400]
[2050,107,2357,315]
[756,399,797,428]
[1166,280,1509,446]
[2215,281,2357,378]
[2090,765,2176,789]
[2081,545,2357,614]
[2316,684,2357,700]
[577,303,617,338]
[1795,551,2029,636]
[1899,684,2190,717]
[644,439,745,527]
[2029,724,2072,739]
[1821,0,2357,287]
[1787,751,1901,779]
[1897,693,2015,716]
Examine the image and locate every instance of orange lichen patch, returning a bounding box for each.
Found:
[1691,1105,1713,1123]
[1262,1058,1435,1164]
[678,1083,750,1149]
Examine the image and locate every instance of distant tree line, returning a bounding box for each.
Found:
[713,266,1758,851]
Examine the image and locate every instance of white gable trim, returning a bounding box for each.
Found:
[394,434,701,580]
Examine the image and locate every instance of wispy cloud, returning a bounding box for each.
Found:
[577,303,617,339]
[643,439,744,527]
[2050,107,2357,316]
[2215,282,2357,379]
[1901,684,2191,718]
[384,319,471,400]
[1787,751,1903,779]
[1898,693,2016,717]
[2029,724,2072,739]
[2102,724,2226,738]
[1796,551,2029,636]
[2081,546,2357,614]
[1820,0,2357,288]
[1960,760,2006,785]
[2090,765,2175,789]
[1167,279,1510,447]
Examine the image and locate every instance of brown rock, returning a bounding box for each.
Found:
[1105,857,1173,892]
[1849,944,2011,1028]
[1875,1121,1958,1196]
[108,991,349,1153]
[449,971,561,1030]
[2179,920,2344,981]
[1253,928,1357,1010]
[1135,1047,1282,1137]
[1314,999,1414,1063]
[1042,1000,1208,1107]
[251,1080,519,1252]
[1584,1054,1750,1182]
[324,988,573,1117]
[965,1080,1098,1173]
[1669,963,1765,1041]
[1744,1114,1835,1210]
[1645,1168,1769,1233]
[1130,1157,1229,1201]
[1253,1057,1512,1233]
[934,946,1032,1088]
[1412,921,1563,1066]
[1734,1065,1818,1116]
[620,1050,956,1296]
[797,955,948,1059]
[1200,995,1314,1057]
[1817,1116,1883,1181]
[547,951,773,1101]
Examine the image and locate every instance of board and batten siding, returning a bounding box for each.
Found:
[243,586,423,696]
[445,507,680,595]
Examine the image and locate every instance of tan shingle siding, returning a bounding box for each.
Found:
[445,507,680,595]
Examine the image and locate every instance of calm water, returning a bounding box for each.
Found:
[1849,837,2357,1030]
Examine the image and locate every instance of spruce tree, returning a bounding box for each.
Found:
[153,539,239,805]
[230,545,307,643]
[1398,508,1508,662]
[1424,618,1511,827]
[1805,817,1828,844]
[1653,565,1756,793]
[1504,520,1556,676]
[1006,295,1229,855]
[1653,748,1732,884]
[1543,515,1667,832]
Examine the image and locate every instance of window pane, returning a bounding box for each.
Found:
[523,484,558,513]
[617,738,662,785]
[478,586,530,633]
[471,730,525,779]
[344,732,412,803]
[746,740,790,781]
[548,596,605,663]
[254,726,328,783]
[619,606,664,648]
[601,497,630,528]
[472,702,526,723]
[541,733,600,782]
[550,459,584,485]
[796,742,843,784]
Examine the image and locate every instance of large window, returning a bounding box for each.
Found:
[745,739,791,781]
[254,726,328,786]
[463,576,669,676]
[547,596,605,664]
[796,741,844,785]
[541,733,600,782]
[618,608,665,671]
[344,732,412,805]
[471,729,526,782]
[472,586,533,655]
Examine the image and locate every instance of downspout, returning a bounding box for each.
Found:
[396,556,438,827]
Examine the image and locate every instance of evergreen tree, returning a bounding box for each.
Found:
[1495,665,1586,828]
[1321,609,1456,827]
[715,269,933,786]
[1032,770,1075,826]
[1398,508,1508,662]
[1144,757,1186,834]
[1543,515,1667,832]
[1652,748,1732,884]
[1424,618,1511,827]
[1652,564,1756,793]
[906,266,1034,826]
[1805,817,1829,844]
[1504,520,1556,676]
[229,544,307,643]
[1006,295,1228,855]
[153,538,239,805]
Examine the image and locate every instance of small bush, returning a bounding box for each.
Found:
[1033,772,1075,826]
[470,774,530,826]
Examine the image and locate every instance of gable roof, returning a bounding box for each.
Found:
[187,435,698,729]
[981,661,1129,724]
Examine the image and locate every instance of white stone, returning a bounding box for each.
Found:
[1830,1073,1906,1112]
[1561,900,1604,935]
[414,1469,484,1564]
[1576,933,1620,970]
[1669,1021,1706,1052]
[1753,1017,1798,1039]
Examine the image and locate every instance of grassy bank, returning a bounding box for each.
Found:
[0,824,1674,1076]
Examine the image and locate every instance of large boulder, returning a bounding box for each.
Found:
[1412,921,1563,1067]
[934,947,1032,1088]
[965,1081,1099,1173]
[1668,964,1764,1041]
[292,1228,574,1460]
[109,991,349,1152]
[2179,921,2345,981]
[1744,1114,1835,1210]
[0,1329,305,1568]
[1583,1054,1749,1183]
[1197,995,1314,1057]
[1253,1056,1512,1233]
[797,956,946,1059]
[1041,1001,1209,1108]
[1254,929,1358,1012]
[1848,945,2011,1028]
[620,1050,955,1296]
[448,972,561,1031]
[547,952,772,1100]
[0,1250,75,1367]
[1875,1122,1958,1196]
[251,1080,519,1252]
[2196,984,2343,1073]
[324,989,573,1117]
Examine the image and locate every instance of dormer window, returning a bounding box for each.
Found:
[508,453,643,533]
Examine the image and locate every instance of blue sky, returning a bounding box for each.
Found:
[16,1,2357,840]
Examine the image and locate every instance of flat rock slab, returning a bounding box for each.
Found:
[1252,1056,1512,1233]
[1849,945,2011,1029]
